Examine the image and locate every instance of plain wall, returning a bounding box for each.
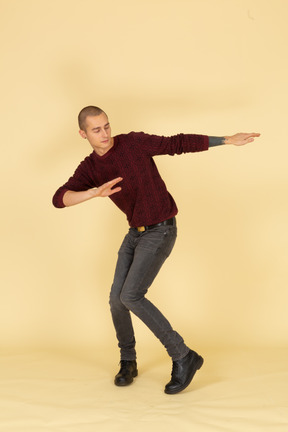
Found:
[1,0,287,352]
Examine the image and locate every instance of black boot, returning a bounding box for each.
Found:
[114,360,138,386]
[165,349,204,394]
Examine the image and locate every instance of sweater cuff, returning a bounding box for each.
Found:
[52,187,69,208]
[208,136,225,147]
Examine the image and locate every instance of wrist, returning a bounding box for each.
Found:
[223,136,231,144]
[88,188,99,198]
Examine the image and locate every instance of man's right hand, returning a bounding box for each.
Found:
[95,177,123,197]
[63,177,123,207]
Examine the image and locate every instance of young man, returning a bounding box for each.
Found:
[53,106,260,394]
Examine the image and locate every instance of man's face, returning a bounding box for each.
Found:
[79,113,112,156]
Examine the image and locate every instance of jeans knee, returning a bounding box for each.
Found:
[109,290,124,311]
[120,291,142,310]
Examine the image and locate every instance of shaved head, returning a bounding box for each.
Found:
[78,106,107,131]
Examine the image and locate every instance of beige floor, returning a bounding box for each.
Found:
[0,346,287,432]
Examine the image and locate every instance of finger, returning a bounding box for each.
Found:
[246,133,260,138]
[101,177,123,193]
[106,177,123,188]
[109,177,123,184]
[100,177,121,189]
[108,187,122,195]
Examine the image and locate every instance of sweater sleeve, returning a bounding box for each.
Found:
[52,157,97,208]
[129,132,210,156]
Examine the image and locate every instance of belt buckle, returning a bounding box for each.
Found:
[137,226,145,232]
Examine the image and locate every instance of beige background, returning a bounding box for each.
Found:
[1,0,287,351]
[1,1,288,430]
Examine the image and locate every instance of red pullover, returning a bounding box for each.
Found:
[52,131,209,227]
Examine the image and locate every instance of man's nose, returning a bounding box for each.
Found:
[102,128,108,137]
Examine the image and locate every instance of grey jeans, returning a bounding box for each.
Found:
[109,218,190,362]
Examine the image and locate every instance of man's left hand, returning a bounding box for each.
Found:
[224,133,261,146]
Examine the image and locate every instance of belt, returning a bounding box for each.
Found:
[136,217,175,232]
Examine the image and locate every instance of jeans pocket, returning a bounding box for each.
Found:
[157,226,177,258]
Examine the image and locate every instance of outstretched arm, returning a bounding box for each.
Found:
[63,177,123,207]
[224,133,261,146]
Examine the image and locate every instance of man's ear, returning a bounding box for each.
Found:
[79,130,87,139]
